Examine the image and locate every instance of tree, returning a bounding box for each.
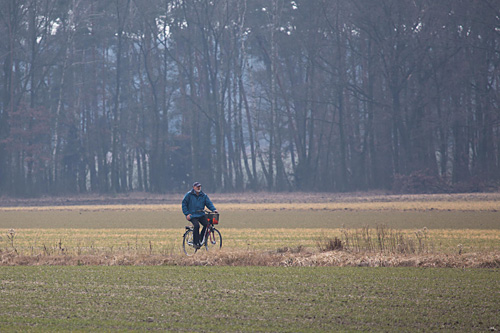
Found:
[1,0,499,196]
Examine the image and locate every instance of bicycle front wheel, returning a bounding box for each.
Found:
[182,229,198,256]
[206,228,222,251]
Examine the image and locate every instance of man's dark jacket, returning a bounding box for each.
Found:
[182,190,216,218]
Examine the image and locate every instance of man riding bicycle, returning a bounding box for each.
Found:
[182,182,218,249]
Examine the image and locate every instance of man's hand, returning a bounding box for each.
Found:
[214,210,218,214]
[186,214,192,221]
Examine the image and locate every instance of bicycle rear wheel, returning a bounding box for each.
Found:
[206,228,222,251]
[182,229,198,256]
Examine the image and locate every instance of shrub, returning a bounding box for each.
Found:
[316,237,343,252]
[452,176,499,193]
[393,169,451,194]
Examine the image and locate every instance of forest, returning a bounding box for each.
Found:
[0,0,499,196]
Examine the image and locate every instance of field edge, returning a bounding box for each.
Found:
[2,248,499,268]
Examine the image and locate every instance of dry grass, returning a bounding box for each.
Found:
[1,199,499,212]
[1,248,499,268]
[2,191,500,206]
[1,192,499,267]
[2,227,497,254]
[1,191,500,212]
[1,226,499,268]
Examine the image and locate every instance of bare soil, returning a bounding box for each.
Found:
[1,191,500,207]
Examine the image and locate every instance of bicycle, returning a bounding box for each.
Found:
[182,211,222,256]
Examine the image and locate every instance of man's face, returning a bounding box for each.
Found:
[194,185,201,193]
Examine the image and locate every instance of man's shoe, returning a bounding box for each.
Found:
[188,241,200,249]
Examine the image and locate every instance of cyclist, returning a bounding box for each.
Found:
[182,182,218,249]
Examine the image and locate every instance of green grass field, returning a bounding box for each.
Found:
[0,266,499,332]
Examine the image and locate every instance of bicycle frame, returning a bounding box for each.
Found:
[182,212,222,255]
[193,210,218,245]
[198,222,215,246]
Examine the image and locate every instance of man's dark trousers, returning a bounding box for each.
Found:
[191,215,208,246]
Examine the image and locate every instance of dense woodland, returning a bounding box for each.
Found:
[0,0,499,196]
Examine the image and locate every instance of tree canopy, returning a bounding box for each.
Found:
[0,0,499,196]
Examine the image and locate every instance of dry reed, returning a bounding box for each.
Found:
[333,224,432,254]
[1,248,499,268]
